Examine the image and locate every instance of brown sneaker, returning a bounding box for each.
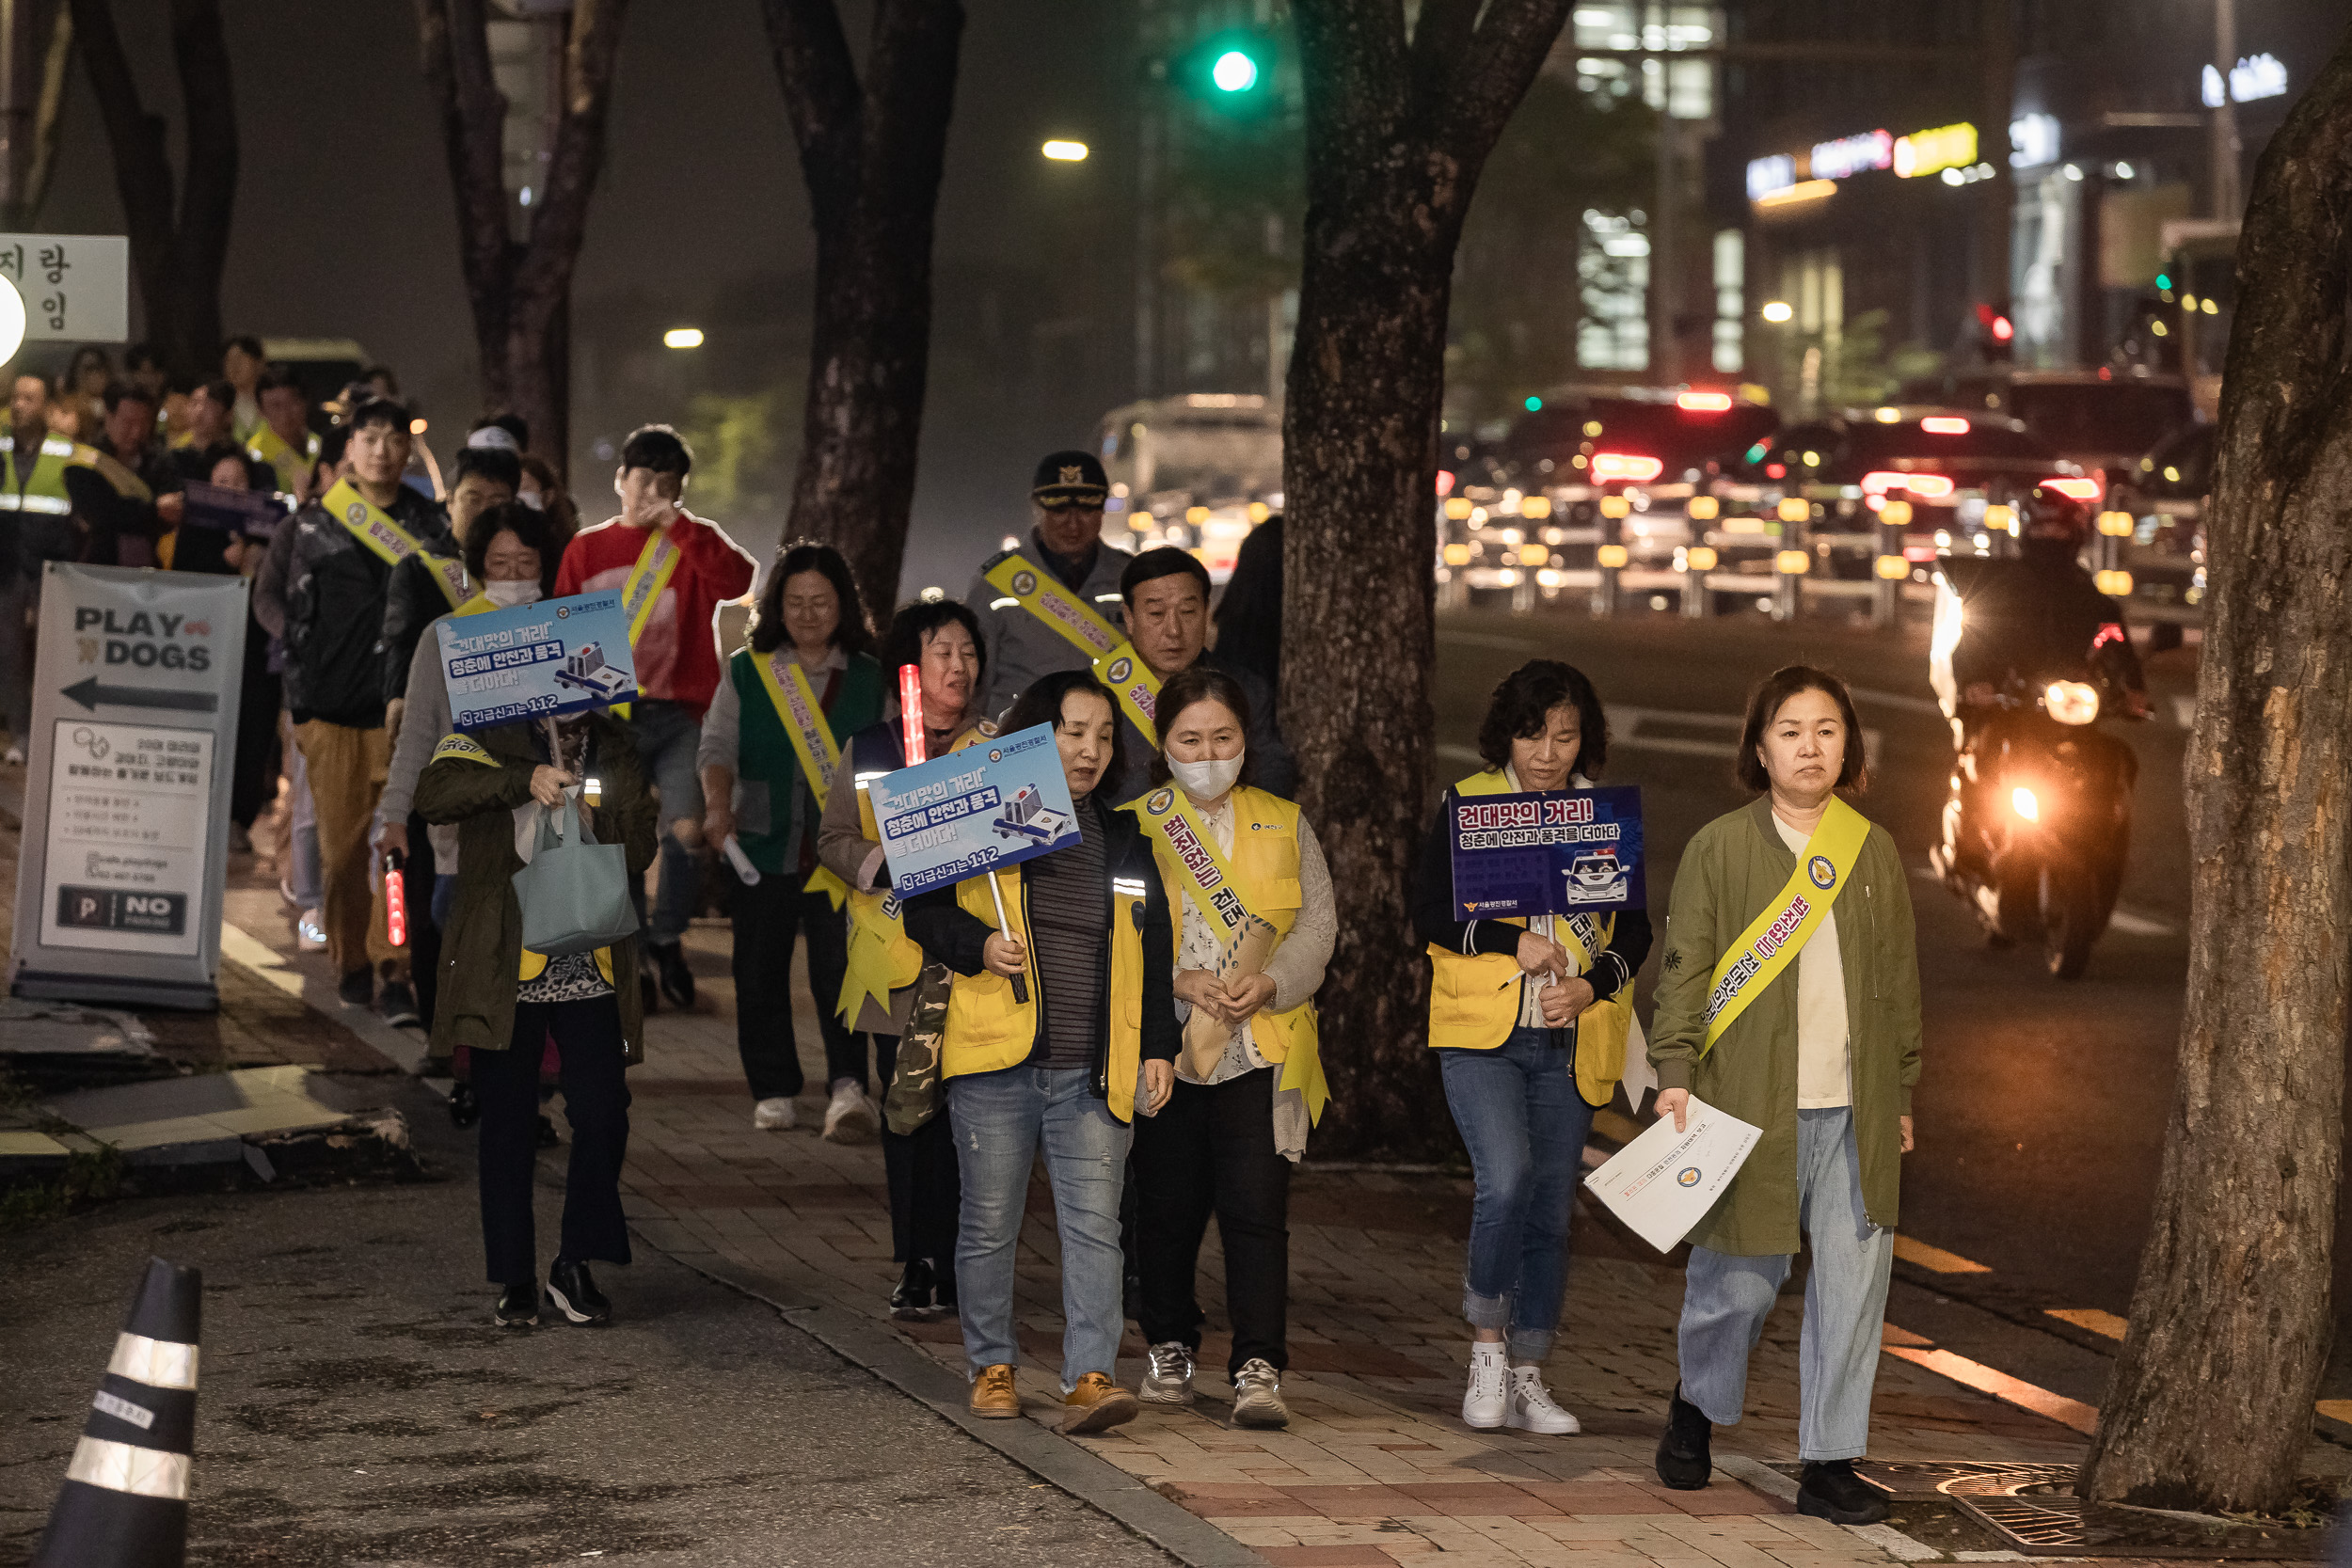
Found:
[1059,1370,1140,1434]
[969,1363,1020,1418]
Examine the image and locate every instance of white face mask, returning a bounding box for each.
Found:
[483,578,543,608]
[1168,752,1244,800]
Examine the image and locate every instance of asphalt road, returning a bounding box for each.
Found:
[1430,600,2322,1395]
[0,1083,1177,1568]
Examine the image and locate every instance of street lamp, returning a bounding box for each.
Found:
[663,327,704,349]
[1211,49,1259,92]
[1041,139,1089,162]
[1759,300,1794,324]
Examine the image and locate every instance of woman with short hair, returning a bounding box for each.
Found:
[1646,664,1920,1526]
[1413,659,1652,1435]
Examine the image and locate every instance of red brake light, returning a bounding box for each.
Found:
[1920,416,1970,435]
[1435,468,1455,498]
[1591,451,1664,483]
[2090,622,2126,652]
[1861,471,1956,499]
[1764,463,1787,479]
[1677,390,1733,412]
[2042,476,2102,500]
[1991,314,2014,341]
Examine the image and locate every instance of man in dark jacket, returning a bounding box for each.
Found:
[1101,546,1295,803]
[278,397,453,1023]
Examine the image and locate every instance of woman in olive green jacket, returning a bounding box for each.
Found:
[417,709,658,1329]
[1645,666,1920,1528]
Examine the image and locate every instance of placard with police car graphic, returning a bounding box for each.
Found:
[867,722,1080,897]
[1447,784,1646,917]
[434,591,639,731]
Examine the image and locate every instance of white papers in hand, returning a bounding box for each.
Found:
[1582,1096,1761,1253]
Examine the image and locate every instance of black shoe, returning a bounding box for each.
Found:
[1798,1460,1888,1525]
[931,1259,957,1313]
[1656,1382,1713,1490]
[378,977,421,1028]
[890,1258,935,1320]
[448,1082,480,1129]
[651,941,695,1008]
[337,968,373,1008]
[547,1259,611,1325]
[1123,1269,1144,1323]
[536,1113,561,1148]
[494,1284,539,1327]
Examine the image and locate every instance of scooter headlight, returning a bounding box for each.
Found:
[2010,785,2041,822]
[2044,680,2100,725]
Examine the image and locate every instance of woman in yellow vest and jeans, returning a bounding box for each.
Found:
[1130,666,1333,1431]
[1415,660,1652,1434]
[903,671,1178,1435]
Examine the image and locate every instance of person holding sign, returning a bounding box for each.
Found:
[903,671,1178,1434]
[1100,546,1295,804]
[554,425,757,1010]
[1645,666,1920,1525]
[962,449,1132,720]
[698,541,883,1139]
[382,444,521,737]
[1412,659,1653,1436]
[1126,665,1331,1430]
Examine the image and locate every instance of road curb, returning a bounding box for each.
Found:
[643,1238,1269,1568]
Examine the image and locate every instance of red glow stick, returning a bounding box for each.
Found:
[899,663,927,765]
[385,849,408,947]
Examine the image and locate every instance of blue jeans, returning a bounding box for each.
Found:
[948,1064,1133,1390]
[1677,1107,1894,1461]
[626,701,705,945]
[1438,1025,1597,1363]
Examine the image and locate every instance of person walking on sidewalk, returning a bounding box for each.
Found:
[904,671,1177,1434]
[1645,665,1921,1526]
[554,424,756,1012]
[416,701,659,1328]
[1100,546,1295,803]
[961,450,1130,720]
[816,599,988,1317]
[1413,659,1653,1437]
[700,541,883,1140]
[1127,665,1331,1431]
[276,398,453,1025]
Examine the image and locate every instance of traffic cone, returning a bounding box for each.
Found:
[32,1257,201,1568]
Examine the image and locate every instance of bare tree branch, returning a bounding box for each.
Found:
[67,0,174,341]
[26,4,73,220]
[167,0,236,363]
[759,0,865,229]
[512,0,626,316]
[416,0,515,408]
[1428,0,1577,168]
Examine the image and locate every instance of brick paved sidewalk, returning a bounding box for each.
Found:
[609,927,2092,1568]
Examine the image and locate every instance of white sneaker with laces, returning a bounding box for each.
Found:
[753,1097,798,1132]
[1140,1340,1195,1406]
[1462,1348,1508,1429]
[295,911,328,952]
[822,1080,878,1143]
[1505,1366,1581,1434]
[1231,1357,1289,1429]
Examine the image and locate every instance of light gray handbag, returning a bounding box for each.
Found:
[511,795,638,957]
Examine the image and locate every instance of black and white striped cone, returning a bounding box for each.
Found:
[32,1257,201,1568]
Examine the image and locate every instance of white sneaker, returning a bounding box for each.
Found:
[295,911,327,952]
[1462,1349,1508,1429]
[3,745,21,766]
[1505,1366,1581,1434]
[753,1097,798,1131]
[1140,1340,1194,1406]
[822,1080,877,1143]
[1232,1357,1289,1429]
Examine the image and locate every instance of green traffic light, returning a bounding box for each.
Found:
[2153,272,2170,290]
[1212,49,1259,91]
[1525,396,1543,412]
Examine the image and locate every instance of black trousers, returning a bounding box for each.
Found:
[873,1030,961,1274]
[477,995,632,1287]
[730,874,864,1100]
[1131,1065,1292,1375]
[229,614,281,828]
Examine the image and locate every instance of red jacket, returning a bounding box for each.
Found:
[554,510,756,716]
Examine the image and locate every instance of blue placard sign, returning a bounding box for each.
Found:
[869,722,1079,897]
[435,591,640,731]
[1448,784,1646,917]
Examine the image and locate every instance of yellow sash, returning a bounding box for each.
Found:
[981,550,1161,737]
[1557,911,1636,1108]
[247,423,318,494]
[612,527,681,720]
[453,592,499,618]
[325,478,466,605]
[1700,797,1871,1054]
[751,652,850,908]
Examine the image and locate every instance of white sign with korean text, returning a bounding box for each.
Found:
[0,233,131,342]
[37,720,213,958]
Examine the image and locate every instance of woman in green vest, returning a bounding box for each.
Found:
[699,541,883,1138]
[1413,659,1652,1435]
[1129,664,1332,1432]
[1645,665,1920,1526]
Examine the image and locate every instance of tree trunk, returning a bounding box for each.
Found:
[762,0,962,620]
[417,0,624,478]
[1279,0,1571,1157]
[2079,34,2352,1516]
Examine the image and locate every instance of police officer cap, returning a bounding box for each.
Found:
[1031,449,1108,509]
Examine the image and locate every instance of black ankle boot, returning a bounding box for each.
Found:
[548,1259,611,1325]
[890,1258,935,1319]
[1798,1460,1887,1524]
[1655,1382,1712,1490]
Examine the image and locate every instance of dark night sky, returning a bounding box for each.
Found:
[46,0,1127,598]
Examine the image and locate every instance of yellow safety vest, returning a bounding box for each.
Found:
[1424,768,1635,1106]
[0,433,83,515]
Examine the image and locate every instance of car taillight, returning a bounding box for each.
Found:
[1591,451,1663,483]
[1920,416,1970,435]
[1860,471,1956,498]
[2042,476,2102,500]
[1677,390,1733,412]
